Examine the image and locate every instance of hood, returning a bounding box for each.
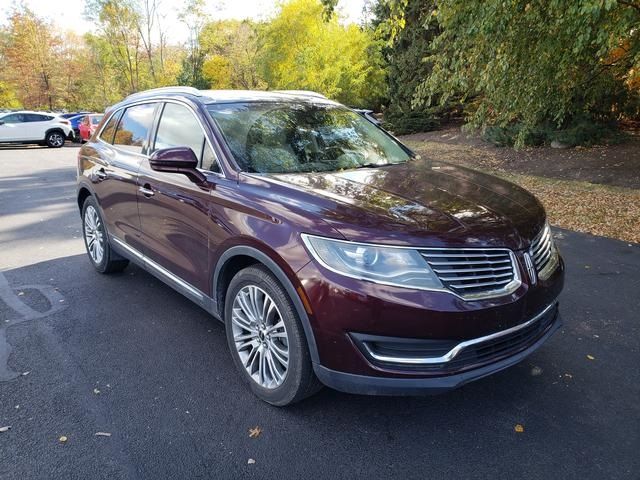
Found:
[260,160,546,250]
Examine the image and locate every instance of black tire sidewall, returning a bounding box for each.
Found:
[224,266,311,406]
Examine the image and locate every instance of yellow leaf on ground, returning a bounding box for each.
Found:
[249,426,262,438]
[587,355,595,360]
[514,424,525,433]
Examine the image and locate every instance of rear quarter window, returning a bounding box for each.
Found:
[99,110,123,144]
[113,103,156,154]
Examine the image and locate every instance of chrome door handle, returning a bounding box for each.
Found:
[95,168,107,180]
[139,185,155,197]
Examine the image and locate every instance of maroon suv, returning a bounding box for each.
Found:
[77,87,564,405]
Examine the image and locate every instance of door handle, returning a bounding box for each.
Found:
[95,168,107,180]
[139,184,155,197]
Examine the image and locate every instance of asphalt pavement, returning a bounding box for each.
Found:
[0,144,638,480]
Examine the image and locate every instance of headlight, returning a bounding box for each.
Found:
[301,234,443,290]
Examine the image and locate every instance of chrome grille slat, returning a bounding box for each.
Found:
[439,272,513,282]
[432,266,513,274]
[448,278,512,289]
[420,248,518,298]
[530,224,554,270]
[427,259,511,267]
[420,252,507,259]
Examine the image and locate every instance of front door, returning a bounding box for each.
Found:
[137,101,225,295]
[0,113,26,141]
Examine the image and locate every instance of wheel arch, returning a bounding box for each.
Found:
[213,245,319,364]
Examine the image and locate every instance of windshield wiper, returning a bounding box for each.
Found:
[355,162,404,169]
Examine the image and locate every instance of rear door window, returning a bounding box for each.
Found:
[113,103,156,154]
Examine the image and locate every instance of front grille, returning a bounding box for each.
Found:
[353,302,559,374]
[420,248,517,298]
[530,224,553,272]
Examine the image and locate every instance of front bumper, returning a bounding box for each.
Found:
[314,304,562,395]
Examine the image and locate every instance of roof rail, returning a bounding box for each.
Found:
[273,90,327,99]
[125,86,201,100]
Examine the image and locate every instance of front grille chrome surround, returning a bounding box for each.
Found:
[420,248,521,300]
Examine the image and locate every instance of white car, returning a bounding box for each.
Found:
[0,111,73,148]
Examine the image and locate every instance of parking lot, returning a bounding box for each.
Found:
[0,144,639,479]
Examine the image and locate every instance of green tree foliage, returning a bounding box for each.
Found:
[200,20,266,89]
[374,0,441,134]
[177,0,210,89]
[259,0,387,107]
[413,0,640,146]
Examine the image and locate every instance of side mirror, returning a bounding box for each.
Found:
[149,146,207,185]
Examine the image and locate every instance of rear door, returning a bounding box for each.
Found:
[137,100,225,295]
[89,103,158,253]
[25,114,54,140]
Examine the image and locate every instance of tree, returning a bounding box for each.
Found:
[177,0,210,88]
[3,7,64,109]
[374,0,441,133]
[200,20,266,89]
[411,0,640,145]
[259,0,386,107]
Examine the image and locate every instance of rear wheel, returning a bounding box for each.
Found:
[45,130,65,148]
[81,196,128,274]
[224,265,321,406]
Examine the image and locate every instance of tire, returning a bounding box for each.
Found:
[81,196,129,274]
[224,265,321,406]
[45,130,65,148]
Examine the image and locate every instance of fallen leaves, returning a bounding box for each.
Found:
[248,426,262,439]
[587,354,596,360]
[59,436,68,443]
[247,458,256,465]
[0,426,11,433]
[514,424,525,433]
[530,366,543,376]
[95,432,111,437]
[93,388,101,395]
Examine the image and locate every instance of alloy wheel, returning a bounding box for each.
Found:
[49,133,64,147]
[84,205,104,264]
[231,285,289,389]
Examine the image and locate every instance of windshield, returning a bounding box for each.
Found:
[206,102,411,174]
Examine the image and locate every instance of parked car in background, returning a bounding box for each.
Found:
[0,111,73,147]
[60,111,92,120]
[78,114,103,142]
[77,87,564,406]
[68,114,88,141]
[353,108,381,126]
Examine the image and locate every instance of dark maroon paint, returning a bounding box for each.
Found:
[77,89,564,395]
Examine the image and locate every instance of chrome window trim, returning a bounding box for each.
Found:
[361,300,558,365]
[300,233,522,301]
[96,98,225,178]
[111,236,204,302]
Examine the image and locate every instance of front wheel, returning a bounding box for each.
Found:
[45,131,65,148]
[81,197,129,274]
[224,265,321,406]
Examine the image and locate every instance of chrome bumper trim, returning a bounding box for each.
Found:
[361,301,558,365]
